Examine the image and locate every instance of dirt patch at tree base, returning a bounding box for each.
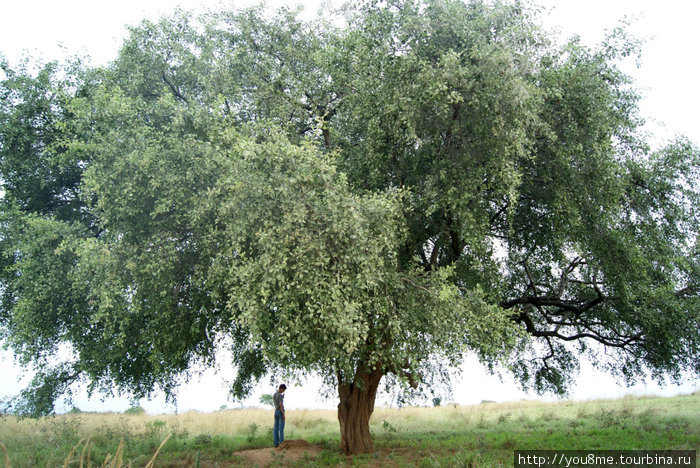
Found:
[236,439,322,466]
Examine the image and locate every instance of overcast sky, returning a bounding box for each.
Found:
[0,0,698,413]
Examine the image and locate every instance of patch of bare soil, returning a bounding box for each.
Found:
[235,439,322,466]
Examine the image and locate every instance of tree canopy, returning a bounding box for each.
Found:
[1,0,698,454]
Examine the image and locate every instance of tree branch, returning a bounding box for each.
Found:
[400,277,432,294]
[161,69,189,104]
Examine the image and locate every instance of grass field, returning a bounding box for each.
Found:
[0,391,698,467]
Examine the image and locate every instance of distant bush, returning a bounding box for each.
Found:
[432,397,441,407]
[259,394,274,406]
[124,405,146,414]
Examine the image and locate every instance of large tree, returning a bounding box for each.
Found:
[1,0,699,455]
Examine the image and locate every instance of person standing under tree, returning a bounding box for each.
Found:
[273,384,286,447]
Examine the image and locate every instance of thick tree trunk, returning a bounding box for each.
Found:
[337,365,383,455]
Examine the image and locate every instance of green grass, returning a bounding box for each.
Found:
[0,392,698,466]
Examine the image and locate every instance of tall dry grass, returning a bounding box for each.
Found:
[0,393,683,443]
[0,391,696,467]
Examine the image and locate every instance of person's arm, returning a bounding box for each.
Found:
[281,399,285,419]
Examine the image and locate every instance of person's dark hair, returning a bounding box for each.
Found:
[279,384,287,390]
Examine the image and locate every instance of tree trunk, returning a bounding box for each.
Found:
[337,365,383,455]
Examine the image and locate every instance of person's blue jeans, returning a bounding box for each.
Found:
[273,409,285,447]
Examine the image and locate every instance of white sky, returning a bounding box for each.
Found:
[1,0,699,414]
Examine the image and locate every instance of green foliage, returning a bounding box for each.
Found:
[259,394,274,407]
[124,405,146,415]
[0,0,698,428]
[0,57,97,224]
[381,420,397,433]
[245,423,259,443]
[193,433,213,447]
[144,419,167,439]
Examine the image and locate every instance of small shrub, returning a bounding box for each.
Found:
[382,419,397,433]
[144,419,167,439]
[46,416,81,445]
[576,405,590,419]
[193,433,213,447]
[246,422,259,443]
[432,397,442,407]
[540,410,558,422]
[569,419,583,428]
[497,412,511,424]
[598,409,629,428]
